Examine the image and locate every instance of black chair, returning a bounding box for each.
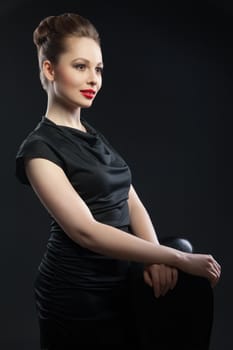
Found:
[128,236,214,350]
[160,235,194,252]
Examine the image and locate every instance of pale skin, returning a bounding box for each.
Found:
[25,36,221,297]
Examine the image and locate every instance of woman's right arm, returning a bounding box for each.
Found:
[25,158,221,287]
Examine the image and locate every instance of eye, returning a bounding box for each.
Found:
[96,67,103,74]
[73,63,86,70]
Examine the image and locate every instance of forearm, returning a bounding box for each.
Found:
[73,220,183,267]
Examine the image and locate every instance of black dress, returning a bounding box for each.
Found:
[15,116,214,349]
[15,116,139,348]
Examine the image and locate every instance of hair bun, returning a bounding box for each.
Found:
[33,16,56,47]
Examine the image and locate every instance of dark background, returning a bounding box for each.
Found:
[1,0,232,348]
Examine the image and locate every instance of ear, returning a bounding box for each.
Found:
[42,60,55,82]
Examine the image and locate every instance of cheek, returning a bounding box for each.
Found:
[98,77,103,90]
[61,75,80,88]
[56,69,81,88]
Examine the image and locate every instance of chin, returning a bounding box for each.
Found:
[79,101,94,108]
[67,99,94,109]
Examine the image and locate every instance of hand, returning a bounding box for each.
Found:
[143,263,178,298]
[180,253,221,287]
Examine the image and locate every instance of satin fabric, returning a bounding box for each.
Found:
[15,116,133,320]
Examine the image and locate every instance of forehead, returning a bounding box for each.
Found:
[62,36,103,63]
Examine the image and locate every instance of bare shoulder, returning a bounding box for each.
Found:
[25,158,95,243]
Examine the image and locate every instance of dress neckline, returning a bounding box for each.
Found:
[42,116,96,136]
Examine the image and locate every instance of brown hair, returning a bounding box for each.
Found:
[33,12,101,90]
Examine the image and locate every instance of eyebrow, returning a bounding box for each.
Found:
[72,57,104,66]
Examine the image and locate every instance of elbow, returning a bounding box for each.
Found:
[69,220,99,249]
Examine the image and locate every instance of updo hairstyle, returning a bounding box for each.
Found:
[33,13,100,90]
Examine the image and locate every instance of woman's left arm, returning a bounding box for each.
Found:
[128,184,178,297]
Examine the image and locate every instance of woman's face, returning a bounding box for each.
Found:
[48,36,103,109]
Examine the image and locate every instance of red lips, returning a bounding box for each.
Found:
[80,89,96,99]
[80,89,96,93]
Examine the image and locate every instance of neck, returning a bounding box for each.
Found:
[45,101,84,130]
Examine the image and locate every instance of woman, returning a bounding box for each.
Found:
[15,12,221,349]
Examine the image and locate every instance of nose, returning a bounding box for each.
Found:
[87,69,99,86]
[88,80,97,87]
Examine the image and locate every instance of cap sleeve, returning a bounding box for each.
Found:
[15,138,64,185]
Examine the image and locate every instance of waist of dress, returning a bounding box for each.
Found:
[37,226,132,290]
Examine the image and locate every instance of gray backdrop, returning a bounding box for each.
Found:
[1,0,232,349]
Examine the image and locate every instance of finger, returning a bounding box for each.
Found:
[150,273,161,298]
[216,261,221,271]
[143,270,153,287]
[209,256,221,273]
[216,262,221,276]
[213,265,221,279]
[211,260,221,280]
[207,256,221,284]
[170,268,178,290]
[152,278,161,298]
[210,277,219,288]
[161,267,171,296]
[209,270,220,288]
[155,265,167,296]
